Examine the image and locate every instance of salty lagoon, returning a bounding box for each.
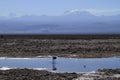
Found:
[0,57,120,73]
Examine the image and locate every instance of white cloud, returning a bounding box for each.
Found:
[64,9,120,16]
[81,9,120,16]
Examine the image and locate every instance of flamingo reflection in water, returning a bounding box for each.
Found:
[52,56,57,71]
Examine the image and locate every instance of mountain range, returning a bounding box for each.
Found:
[0,10,120,34]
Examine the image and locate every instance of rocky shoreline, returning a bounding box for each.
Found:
[75,69,120,80]
[0,69,78,80]
[0,68,120,80]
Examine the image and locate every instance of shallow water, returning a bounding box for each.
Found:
[0,57,120,72]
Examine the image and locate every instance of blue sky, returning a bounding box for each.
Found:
[0,0,120,16]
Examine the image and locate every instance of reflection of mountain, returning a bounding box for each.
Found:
[0,11,120,34]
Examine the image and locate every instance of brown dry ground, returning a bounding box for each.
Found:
[75,69,120,80]
[0,38,120,58]
[97,69,120,80]
[0,69,120,80]
[0,69,78,80]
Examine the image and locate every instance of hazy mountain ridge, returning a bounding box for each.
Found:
[0,11,120,34]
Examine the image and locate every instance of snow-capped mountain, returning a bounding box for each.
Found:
[64,9,94,16]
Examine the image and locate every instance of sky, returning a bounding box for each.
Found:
[0,0,120,17]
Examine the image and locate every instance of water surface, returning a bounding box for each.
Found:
[0,57,120,72]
